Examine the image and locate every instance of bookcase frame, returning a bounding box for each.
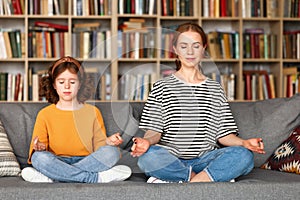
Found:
[0,0,299,101]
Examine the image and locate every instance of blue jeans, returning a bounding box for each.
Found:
[31,145,120,183]
[137,145,254,182]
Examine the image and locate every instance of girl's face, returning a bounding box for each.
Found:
[173,30,206,69]
[53,69,80,102]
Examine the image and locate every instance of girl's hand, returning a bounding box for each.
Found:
[106,133,123,146]
[33,136,46,151]
[242,138,265,154]
[130,137,150,157]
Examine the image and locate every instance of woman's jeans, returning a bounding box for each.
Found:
[31,145,120,183]
[137,145,254,182]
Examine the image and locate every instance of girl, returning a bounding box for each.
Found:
[21,56,131,183]
[131,23,265,183]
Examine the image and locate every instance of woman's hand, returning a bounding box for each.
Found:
[106,133,123,146]
[218,134,265,154]
[130,137,150,157]
[242,138,265,154]
[33,136,46,151]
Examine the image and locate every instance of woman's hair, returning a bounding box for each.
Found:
[172,22,207,71]
[39,56,93,104]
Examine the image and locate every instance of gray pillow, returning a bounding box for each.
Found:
[230,94,300,167]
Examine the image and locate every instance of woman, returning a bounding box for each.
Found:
[131,23,265,183]
[21,56,131,183]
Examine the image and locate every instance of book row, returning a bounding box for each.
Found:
[73,0,112,16]
[72,30,112,59]
[0,29,24,59]
[243,70,276,101]
[2,0,300,18]
[241,0,279,18]
[207,31,239,59]
[118,0,156,15]
[28,29,69,58]
[0,72,23,101]
[118,29,156,59]
[241,66,300,100]
[0,0,113,16]
[202,0,279,18]
[282,66,300,98]
[202,0,239,17]
[284,0,300,18]
[283,31,300,59]
[118,73,156,101]
[0,0,24,15]
[160,0,193,16]
[243,28,277,59]
[28,0,68,15]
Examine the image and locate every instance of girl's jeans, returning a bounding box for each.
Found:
[137,145,254,182]
[31,145,120,183]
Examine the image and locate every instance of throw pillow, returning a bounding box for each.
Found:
[0,119,21,176]
[260,125,300,174]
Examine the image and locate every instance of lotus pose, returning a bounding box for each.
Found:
[22,56,131,183]
[131,23,265,183]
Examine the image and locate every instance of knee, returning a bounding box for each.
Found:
[100,145,120,156]
[31,151,54,169]
[96,145,120,163]
[232,146,254,168]
[137,146,161,171]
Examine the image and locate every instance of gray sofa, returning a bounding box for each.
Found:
[0,94,300,200]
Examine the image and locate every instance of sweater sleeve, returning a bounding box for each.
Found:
[28,111,49,164]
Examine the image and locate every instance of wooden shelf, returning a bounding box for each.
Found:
[0,0,299,102]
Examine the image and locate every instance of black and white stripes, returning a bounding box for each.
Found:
[139,74,238,159]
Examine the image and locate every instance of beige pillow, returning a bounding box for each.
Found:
[0,119,21,176]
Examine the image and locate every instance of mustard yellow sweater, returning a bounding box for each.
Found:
[28,104,107,163]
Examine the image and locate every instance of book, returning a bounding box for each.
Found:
[14,29,22,58]
[207,31,222,59]
[283,67,299,97]
[34,21,68,31]
[53,0,60,15]
[0,31,7,59]
[73,22,101,28]
[266,0,278,18]
[14,73,21,101]
[8,30,18,58]
[11,0,23,14]
[0,72,8,100]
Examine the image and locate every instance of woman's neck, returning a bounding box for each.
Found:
[56,100,83,111]
[175,68,206,84]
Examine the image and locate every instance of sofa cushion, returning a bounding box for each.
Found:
[92,102,145,151]
[0,102,48,169]
[0,118,21,176]
[229,94,300,167]
[260,125,300,174]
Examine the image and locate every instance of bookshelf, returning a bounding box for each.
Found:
[0,0,299,102]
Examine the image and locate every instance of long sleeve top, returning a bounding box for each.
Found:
[28,104,107,163]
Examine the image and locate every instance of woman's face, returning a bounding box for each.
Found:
[53,69,80,102]
[173,30,206,69]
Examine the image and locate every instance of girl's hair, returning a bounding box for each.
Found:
[39,56,93,104]
[172,22,207,71]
